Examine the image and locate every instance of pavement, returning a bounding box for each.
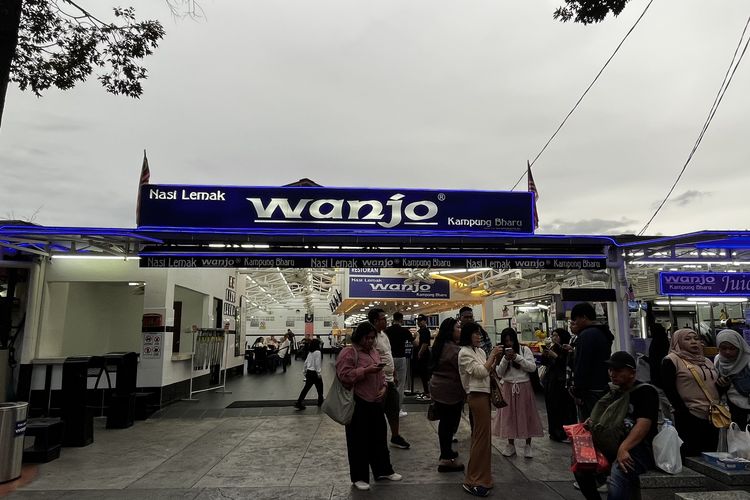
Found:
[2,355,747,499]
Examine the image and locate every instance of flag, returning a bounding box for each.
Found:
[527,160,539,229]
[304,313,314,337]
[136,150,150,225]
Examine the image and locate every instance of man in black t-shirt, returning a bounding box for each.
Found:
[386,312,416,414]
[574,351,658,500]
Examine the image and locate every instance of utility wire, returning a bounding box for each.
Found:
[510,0,655,191]
[638,16,750,236]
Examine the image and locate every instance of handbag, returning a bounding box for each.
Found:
[321,347,358,425]
[489,370,507,409]
[683,359,731,429]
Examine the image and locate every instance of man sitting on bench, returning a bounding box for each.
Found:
[574,351,659,500]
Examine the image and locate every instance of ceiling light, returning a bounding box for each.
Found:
[654,300,707,306]
[686,297,748,303]
[51,255,140,260]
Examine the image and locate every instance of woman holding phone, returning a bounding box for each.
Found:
[336,322,402,491]
[493,328,544,458]
[458,322,502,497]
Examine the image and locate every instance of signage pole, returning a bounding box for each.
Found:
[214,332,232,394]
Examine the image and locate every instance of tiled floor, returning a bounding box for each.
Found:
[4,359,747,499]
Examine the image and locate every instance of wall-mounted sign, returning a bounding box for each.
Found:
[658,272,750,296]
[349,268,381,276]
[138,185,534,234]
[142,333,163,359]
[140,254,608,270]
[349,277,451,300]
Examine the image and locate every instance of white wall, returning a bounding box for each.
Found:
[36,259,243,389]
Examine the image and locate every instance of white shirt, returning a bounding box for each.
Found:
[497,345,537,383]
[304,350,322,375]
[374,331,395,383]
[458,346,490,394]
[278,339,291,357]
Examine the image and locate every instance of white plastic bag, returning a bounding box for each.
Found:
[652,420,683,474]
[727,422,750,459]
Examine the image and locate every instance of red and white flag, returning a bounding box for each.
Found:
[136,150,150,225]
[527,160,539,229]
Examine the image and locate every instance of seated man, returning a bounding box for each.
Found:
[574,351,659,500]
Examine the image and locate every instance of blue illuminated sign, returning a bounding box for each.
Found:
[659,272,750,296]
[138,185,534,234]
[349,276,451,300]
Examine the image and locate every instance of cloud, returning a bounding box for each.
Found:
[668,190,711,207]
[542,217,639,235]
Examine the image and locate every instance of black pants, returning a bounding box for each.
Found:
[282,353,291,372]
[345,397,395,483]
[418,354,431,395]
[296,370,324,405]
[545,381,577,441]
[435,401,463,459]
[674,409,719,457]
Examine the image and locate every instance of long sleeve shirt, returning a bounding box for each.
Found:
[335,346,386,402]
[429,343,465,405]
[497,345,537,383]
[458,346,490,394]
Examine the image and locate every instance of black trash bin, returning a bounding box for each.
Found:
[61,356,104,447]
[103,352,138,429]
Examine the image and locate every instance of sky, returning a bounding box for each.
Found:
[1,0,748,236]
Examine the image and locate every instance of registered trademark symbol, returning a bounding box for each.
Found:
[437,193,446,201]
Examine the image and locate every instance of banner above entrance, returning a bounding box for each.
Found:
[659,272,750,296]
[349,276,451,300]
[139,253,608,270]
[138,185,535,234]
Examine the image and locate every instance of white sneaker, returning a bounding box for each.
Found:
[597,483,609,493]
[399,410,408,418]
[353,481,370,491]
[500,444,516,457]
[377,473,403,481]
[523,444,533,458]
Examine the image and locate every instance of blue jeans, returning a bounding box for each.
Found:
[574,443,653,500]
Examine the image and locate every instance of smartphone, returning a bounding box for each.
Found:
[377,362,386,368]
[504,348,513,355]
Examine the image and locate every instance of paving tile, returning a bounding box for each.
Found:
[193,486,333,499]
[9,490,201,500]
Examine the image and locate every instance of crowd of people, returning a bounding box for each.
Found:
[323,301,750,498]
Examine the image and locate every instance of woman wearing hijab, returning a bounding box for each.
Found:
[661,328,721,456]
[714,329,750,427]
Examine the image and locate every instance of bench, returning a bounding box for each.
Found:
[640,467,710,489]
[684,456,750,487]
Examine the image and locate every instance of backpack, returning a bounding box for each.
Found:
[589,383,653,460]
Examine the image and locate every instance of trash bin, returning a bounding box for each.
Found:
[61,356,103,447]
[103,352,138,429]
[0,402,28,483]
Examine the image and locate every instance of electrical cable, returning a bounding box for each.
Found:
[638,16,750,235]
[510,0,656,191]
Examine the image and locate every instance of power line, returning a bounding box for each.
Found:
[638,16,750,236]
[510,0,656,191]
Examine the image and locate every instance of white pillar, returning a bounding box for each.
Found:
[607,246,631,354]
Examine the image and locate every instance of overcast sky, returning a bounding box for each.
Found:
[1,0,748,236]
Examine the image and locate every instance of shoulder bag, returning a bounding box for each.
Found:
[321,347,359,425]
[489,369,507,409]
[683,359,731,429]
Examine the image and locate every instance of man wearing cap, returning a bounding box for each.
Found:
[574,351,659,500]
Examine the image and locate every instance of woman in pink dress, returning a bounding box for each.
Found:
[493,328,544,458]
